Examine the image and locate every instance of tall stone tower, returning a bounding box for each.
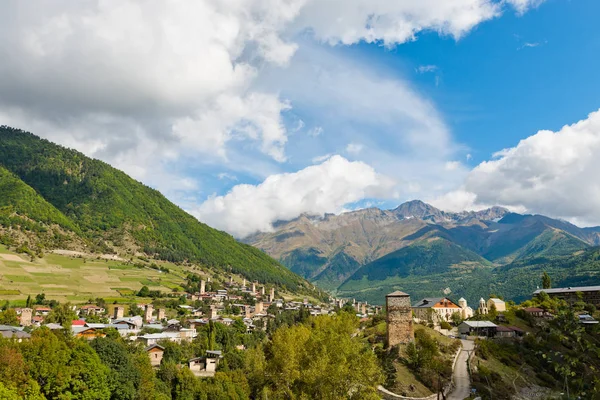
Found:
[20,308,33,327]
[113,306,124,320]
[157,308,166,321]
[200,280,206,295]
[386,291,414,347]
[144,304,154,323]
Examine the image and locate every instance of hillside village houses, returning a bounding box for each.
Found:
[4,276,382,375]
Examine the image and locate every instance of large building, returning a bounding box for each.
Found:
[412,297,461,323]
[386,291,414,347]
[533,285,600,306]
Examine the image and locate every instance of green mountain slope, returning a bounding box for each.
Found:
[344,237,490,282]
[0,126,306,290]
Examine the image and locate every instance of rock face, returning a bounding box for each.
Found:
[386,291,414,347]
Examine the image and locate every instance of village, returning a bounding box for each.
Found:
[1,279,599,385]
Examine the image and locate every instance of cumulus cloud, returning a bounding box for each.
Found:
[433,110,600,225]
[0,0,546,231]
[193,155,396,237]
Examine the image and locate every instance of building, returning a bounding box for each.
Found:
[523,307,544,317]
[79,304,105,315]
[113,306,124,320]
[188,350,223,377]
[477,298,488,315]
[386,291,414,347]
[0,325,31,341]
[145,344,164,367]
[144,304,154,323]
[457,298,474,320]
[533,285,600,306]
[487,298,506,312]
[157,309,166,321]
[412,297,461,323]
[458,321,498,337]
[20,308,33,327]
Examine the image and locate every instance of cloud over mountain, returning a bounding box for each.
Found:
[193,155,396,237]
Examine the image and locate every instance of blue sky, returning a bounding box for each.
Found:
[2,0,600,236]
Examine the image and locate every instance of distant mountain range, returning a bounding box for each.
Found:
[247,200,600,303]
[0,126,311,293]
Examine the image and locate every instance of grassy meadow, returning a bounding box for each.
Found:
[0,245,187,304]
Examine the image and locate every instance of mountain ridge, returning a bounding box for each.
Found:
[248,199,600,299]
[0,126,310,292]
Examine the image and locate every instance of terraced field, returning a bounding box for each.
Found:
[0,245,187,304]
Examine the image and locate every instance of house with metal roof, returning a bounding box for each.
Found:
[533,285,600,306]
[412,297,461,324]
[458,320,498,337]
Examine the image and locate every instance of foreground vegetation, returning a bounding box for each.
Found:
[470,292,600,399]
[0,309,382,400]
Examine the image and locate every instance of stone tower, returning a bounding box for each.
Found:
[255,302,264,314]
[157,308,166,321]
[144,304,154,323]
[113,306,124,320]
[270,287,275,302]
[386,291,414,347]
[20,308,33,327]
[200,280,206,295]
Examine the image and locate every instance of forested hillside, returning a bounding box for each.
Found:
[0,126,305,290]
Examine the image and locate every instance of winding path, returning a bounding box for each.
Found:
[447,339,474,400]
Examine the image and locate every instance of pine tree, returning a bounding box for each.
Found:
[542,271,552,289]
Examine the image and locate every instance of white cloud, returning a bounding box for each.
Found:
[346,142,364,154]
[0,0,547,231]
[307,126,324,137]
[193,155,396,237]
[506,0,546,14]
[444,161,462,171]
[440,109,600,225]
[416,65,438,74]
[217,173,238,181]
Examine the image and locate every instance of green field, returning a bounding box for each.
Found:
[0,245,187,303]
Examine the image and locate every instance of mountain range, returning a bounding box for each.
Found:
[247,200,600,304]
[0,126,311,293]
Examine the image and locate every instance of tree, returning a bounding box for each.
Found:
[90,337,140,400]
[0,309,18,326]
[34,293,45,305]
[137,286,150,297]
[450,312,462,326]
[20,328,111,399]
[263,313,383,399]
[46,303,77,330]
[26,295,32,308]
[542,271,552,289]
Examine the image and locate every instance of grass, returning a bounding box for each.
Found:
[0,247,188,303]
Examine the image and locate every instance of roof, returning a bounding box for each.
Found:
[206,350,222,357]
[533,285,600,295]
[495,326,515,332]
[145,344,164,352]
[0,330,31,339]
[488,298,505,304]
[460,321,498,328]
[412,298,450,308]
[386,291,409,297]
[45,323,63,330]
[72,320,86,326]
[523,307,544,312]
